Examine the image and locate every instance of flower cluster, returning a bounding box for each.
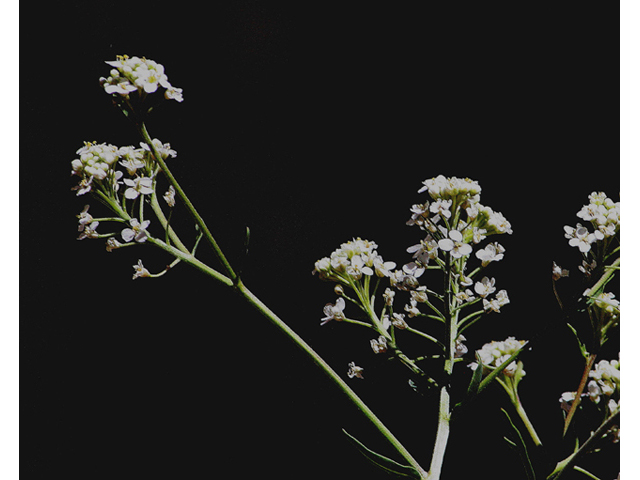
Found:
[402,175,511,312]
[560,357,620,414]
[99,55,183,102]
[564,192,620,253]
[71,142,122,196]
[468,337,526,378]
[71,139,176,198]
[313,238,396,284]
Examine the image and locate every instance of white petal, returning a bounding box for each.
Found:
[438,239,454,251]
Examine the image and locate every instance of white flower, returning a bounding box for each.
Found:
[402,262,426,278]
[410,288,429,303]
[320,298,346,325]
[121,218,151,243]
[429,199,453,219]
[406,203,429,227]
[347,362,364,379]
[390,269,421,291]
[132,259,151,280]
[118,146,146,175]
[559,392,578,413]
[455,335,468,358]
[77,221,99,240]
[406,235,438,265]
[438,230,472,258]
[141,138,177,160]
[76,205,93,231]
[72,176,94,196]
[483,290,509,313]
[103,81,138,95]
[471,227,487,244]
[123,176,154,200]
[455,289,475,304]
[383,288,395,306]
[474,277,496,298]
[106,237,122,252]
[165,85,184,102]
[390,313,408,329]
[163,185,176,208]
[564,224,602,253]
[552,262,570,281]
[594,292,620,316]
[372,256,396,277]
[475,243,505,267]
[404,299,421,317]
[346,255,374,279]
[370,336,388,354]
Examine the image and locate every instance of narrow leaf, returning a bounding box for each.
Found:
[501,408,536,480]
[342,429,421,479]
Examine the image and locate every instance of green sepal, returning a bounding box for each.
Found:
[342,429,421,479]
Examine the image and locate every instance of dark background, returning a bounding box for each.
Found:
[22,2,619,479]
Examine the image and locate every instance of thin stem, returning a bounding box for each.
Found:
[146,236,233,287]
[149,191,189,253]
[426,253,457,479]
[235,280,428,478]
[563,353,597,436]
[572,466,601,480]
[137,121,238,282]
[405,326,446,351]
[548,406,620,480]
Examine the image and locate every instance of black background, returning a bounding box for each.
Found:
[22,2,619,479]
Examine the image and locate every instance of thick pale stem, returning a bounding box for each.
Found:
[427,387,450,480]
[515,396,542,447]
[427,253,456,479]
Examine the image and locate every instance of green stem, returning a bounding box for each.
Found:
[136,121,238,282]
[572,466,601,480]
[514,395,542,447]
[426,254,457,479]
[548,406,620,480]
[142,217,426,477]
[146,236,233,287]
[127,120,427,477]
[235,280,428,478]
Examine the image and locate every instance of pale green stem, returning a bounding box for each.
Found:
[106,117,430,477]
[427,253,457,479]
[514,394,542,447]
[548,406,620,480]
[146,236,233,287]
[136,121,238,282]
[235,280,428,478]
[118,133,426,475]
[572,466,601,480]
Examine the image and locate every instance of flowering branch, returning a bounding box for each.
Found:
[70,55,620,480]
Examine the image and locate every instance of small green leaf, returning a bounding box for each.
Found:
[342,429,421,479]
[566,323,589,359]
